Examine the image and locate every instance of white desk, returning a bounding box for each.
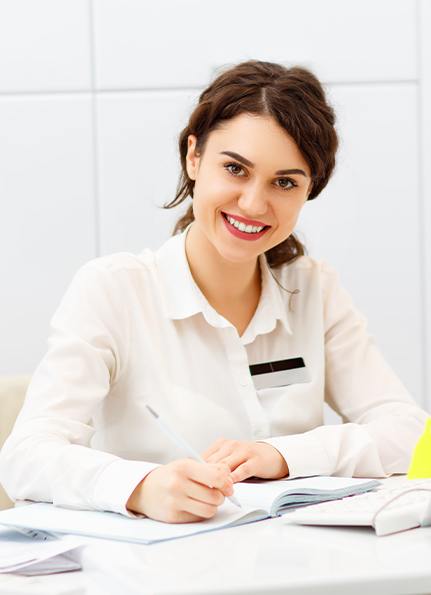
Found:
[3,476,431,595]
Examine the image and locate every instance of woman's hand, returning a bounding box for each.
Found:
[201,439,289,483]
[126,459,234,523]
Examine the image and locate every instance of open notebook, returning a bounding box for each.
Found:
[0,476,380,545]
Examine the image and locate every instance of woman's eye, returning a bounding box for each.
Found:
[224,162,245,176]
[224,163,297,192]
[276,178,296,191]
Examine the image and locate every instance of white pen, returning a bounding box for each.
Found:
[145,404,241,508]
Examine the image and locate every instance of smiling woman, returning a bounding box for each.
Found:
[165,60,338,267]
[0,60,428,526]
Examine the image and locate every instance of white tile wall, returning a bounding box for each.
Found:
[299,84,423,402]
[0,95,95,373]
[419,0,431,402]
[93,0,416,89]
[96,90,199,254]
[0,0,91,92]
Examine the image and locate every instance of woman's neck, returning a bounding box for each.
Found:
[184,222,261,309]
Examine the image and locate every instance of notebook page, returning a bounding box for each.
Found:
[233,476,381,513]
[0,502,267,545]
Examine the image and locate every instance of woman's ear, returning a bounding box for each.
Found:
[185,134,200,180]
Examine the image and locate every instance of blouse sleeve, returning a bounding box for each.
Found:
[261,261,429,479]
[0,261,158,516]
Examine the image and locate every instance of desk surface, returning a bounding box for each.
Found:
[4,476,431,595]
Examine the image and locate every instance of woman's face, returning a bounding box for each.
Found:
[186,113,312,264]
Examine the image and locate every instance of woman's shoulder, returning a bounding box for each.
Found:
[273,255,350,316]
[277,254,339,281]
[73,248,157,281]
[53,249,160,322]
[63,249,159,303]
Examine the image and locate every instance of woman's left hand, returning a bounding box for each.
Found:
[201,439,289,483]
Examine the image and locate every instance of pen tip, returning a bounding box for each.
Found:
[230,496,242,508]
[145,404,158,418]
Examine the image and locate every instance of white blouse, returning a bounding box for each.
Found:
[0,225,428,517]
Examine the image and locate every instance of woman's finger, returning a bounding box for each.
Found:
[202,439,247,464]
[182,459,232,491]
[218,451,248,472]
[230,460,256,483]
[181,495,221,520]
[200,437,227,460]
[185,481,226,507]
[205,443,237,464]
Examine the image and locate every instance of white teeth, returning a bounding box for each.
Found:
[226,215,265,234]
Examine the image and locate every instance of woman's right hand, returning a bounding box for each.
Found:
[126,459,234,523]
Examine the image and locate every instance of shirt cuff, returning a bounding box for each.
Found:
[258,430,333,479]
[91,458,160,517]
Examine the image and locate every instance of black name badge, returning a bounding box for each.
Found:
[249,357,311,390]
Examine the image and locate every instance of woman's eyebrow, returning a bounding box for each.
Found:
[219,150,308,177]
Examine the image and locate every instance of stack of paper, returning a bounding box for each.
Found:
[0,527,85,576]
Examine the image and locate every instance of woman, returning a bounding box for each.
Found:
[0,60,428,524]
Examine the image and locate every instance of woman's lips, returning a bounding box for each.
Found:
[221,212,270,242]
[222,211,268,227]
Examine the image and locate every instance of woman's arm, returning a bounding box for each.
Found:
[0,261,158,516]
[262,262,429,478]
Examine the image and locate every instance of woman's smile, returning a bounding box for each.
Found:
[220,211,271,242]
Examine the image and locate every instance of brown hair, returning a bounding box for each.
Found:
[163,60,338,267]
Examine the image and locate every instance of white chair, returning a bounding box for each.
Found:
[0,375,31,509]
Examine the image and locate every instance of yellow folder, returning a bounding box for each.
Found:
[407,418,431,479]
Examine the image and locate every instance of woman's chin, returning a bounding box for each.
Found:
[214,244,261,265]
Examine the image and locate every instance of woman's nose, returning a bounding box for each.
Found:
[237,184,268,217]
